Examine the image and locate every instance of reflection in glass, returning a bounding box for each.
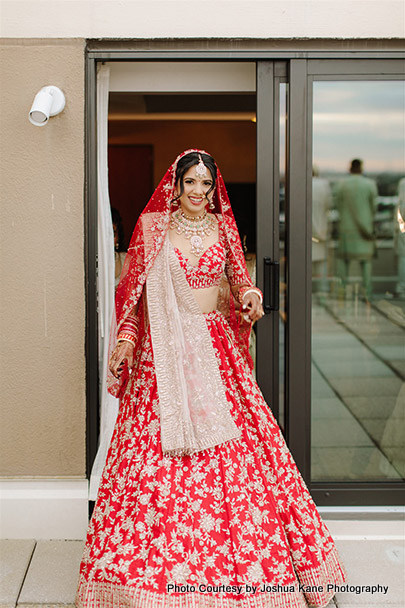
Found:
[311,81,405,483]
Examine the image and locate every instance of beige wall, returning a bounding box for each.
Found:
[0,39,86,477]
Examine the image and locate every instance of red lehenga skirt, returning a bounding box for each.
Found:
[76,310,347,608]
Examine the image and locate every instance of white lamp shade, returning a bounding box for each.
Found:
[29,86,65,127]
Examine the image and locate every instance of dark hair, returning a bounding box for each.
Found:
[350,159,363,174]
[111,207,125,251]
[173,152,217,204]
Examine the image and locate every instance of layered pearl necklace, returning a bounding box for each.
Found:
[170,208,216,257]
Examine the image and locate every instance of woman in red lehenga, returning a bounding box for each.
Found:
[76,150,347,608]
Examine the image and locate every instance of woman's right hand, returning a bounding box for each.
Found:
[109,341,134,379]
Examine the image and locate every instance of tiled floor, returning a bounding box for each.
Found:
[311,293,405,483]
[332,538,405,607]
[0,539,82,608]
[1,533,404,607]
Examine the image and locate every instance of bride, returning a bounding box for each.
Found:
[76,149,346,607]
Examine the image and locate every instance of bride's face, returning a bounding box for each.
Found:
[176,165,214,216]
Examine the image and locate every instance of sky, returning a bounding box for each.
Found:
[312,80,405,174]
[278,80,404,175]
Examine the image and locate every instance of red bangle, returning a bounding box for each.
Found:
[120,319,137,332]
[118,317,138,342]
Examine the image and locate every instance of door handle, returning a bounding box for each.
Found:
[263,257,279,313]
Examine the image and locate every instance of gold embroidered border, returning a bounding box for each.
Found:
[76,545,347,608]
[75,581,308,608]
[295,543,348,607]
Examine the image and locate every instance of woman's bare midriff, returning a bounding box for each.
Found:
[192,285,220,313]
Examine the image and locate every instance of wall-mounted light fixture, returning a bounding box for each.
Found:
[29,86,65,127]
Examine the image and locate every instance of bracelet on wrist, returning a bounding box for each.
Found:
[117,335,136,346]
[238,286,263,305]
[119,319,138,335]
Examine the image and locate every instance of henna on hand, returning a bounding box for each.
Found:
[242,292,264,324]
[109,341,135,379]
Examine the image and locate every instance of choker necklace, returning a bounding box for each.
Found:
[170,208,216,256]
[180,209,206,221]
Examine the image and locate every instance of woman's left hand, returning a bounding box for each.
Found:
[242,293,264,323]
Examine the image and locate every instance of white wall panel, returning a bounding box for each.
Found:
[109,62,256,92]
[0,0,403,39]
[0,480,89,539]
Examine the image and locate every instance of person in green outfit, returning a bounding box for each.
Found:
[335,158,378,300]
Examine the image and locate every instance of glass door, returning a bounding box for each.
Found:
[309,69,405,504]
[257,58,405,505]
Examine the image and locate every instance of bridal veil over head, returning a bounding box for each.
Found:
[107,149,256,456]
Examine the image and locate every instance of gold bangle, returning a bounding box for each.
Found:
[117,337,135,346]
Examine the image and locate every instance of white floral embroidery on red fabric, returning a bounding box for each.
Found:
[76,309,346,607]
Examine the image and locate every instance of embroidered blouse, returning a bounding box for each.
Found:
[117,217,261,345]
[171,219,227,289]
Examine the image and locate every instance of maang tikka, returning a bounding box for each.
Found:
[195,154,215,209]
[195,154,208,178]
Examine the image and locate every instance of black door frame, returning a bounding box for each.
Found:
[85,45,405,507]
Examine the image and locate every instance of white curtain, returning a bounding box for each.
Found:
[89,64,120,501]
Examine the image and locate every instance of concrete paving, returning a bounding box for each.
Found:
[1,533,404,607]
[0,540,83,608]
[333,539,404,606]
[18,540,83,607]
[0,540,35,608]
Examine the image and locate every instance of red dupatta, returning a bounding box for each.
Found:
[107,149,255,399]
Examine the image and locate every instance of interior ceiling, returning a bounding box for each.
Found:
[109,93,256,116]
